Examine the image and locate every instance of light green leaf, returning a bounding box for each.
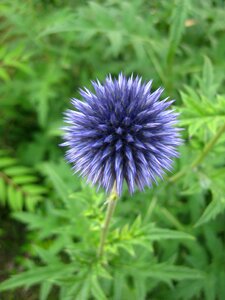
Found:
[148,227,195,241]
[0,264,74,292]
[0,158,17,169]
[22,185,47,195]
[0,68,10,81]
[25,196,43,212]
[13,175,37,184]
[7,185,17,211]
[4,166,33,176]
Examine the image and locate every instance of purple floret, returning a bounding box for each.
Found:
[62,73,182,195]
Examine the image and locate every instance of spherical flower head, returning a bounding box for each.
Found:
[62,73,182,195]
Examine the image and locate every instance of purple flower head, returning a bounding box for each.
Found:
[62,73,182,195]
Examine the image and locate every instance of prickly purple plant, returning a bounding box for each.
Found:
[62,73,182,195]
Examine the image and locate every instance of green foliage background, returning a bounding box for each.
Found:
[0,0,225,299]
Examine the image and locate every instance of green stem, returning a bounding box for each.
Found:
[169,122,225,183]
[98,183,118,258]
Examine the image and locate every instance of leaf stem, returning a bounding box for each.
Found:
[98,183,118,258]
[169,122,225,183]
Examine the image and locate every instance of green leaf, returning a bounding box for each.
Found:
[176,279,203,300]
[0,67,10,81]
[0,177,6,205]
[167,0,189,65]
[0,264,74,292]
[13,211,45,228]
[7,184,17,211]
[0,154,45,211]
[43,163,69,204]
[25,196,43,212]
[201,56,214,97]
[14,189,24,211]
[113,272,123,300]
[134,277,146,300]
[4,166,33,176]
[148,264,204,282]
[75,278,91,300]
[148,227,195,241]
[13,175,37,184]
[22,185,47,195]
[40,281,53,300]
[0,157,17,169]
[91,276,107,300]
[195,198,225,227]
[107,31,123,56]
[180,89,225,137]
[7,187,23,211]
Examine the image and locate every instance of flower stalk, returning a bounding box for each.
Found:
[98,183,118,258]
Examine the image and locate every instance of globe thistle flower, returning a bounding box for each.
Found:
[62,73,182,195]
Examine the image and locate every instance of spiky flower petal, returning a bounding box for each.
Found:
[62,74,182,195]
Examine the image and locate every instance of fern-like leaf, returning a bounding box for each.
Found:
[0,152,46,211]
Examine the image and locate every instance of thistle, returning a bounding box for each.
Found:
[62,73,182,257]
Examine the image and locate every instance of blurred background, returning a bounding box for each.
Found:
[0,0,225,299]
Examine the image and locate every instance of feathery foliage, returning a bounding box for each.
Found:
[1,0,225,299]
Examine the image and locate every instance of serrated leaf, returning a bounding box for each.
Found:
[13,211,44,227]
[130,215,142,231]
[176,279,203,300]
[116,242,135,257]
[195,198,225,227]
[0,264,74,292]
[58,270,91,300]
